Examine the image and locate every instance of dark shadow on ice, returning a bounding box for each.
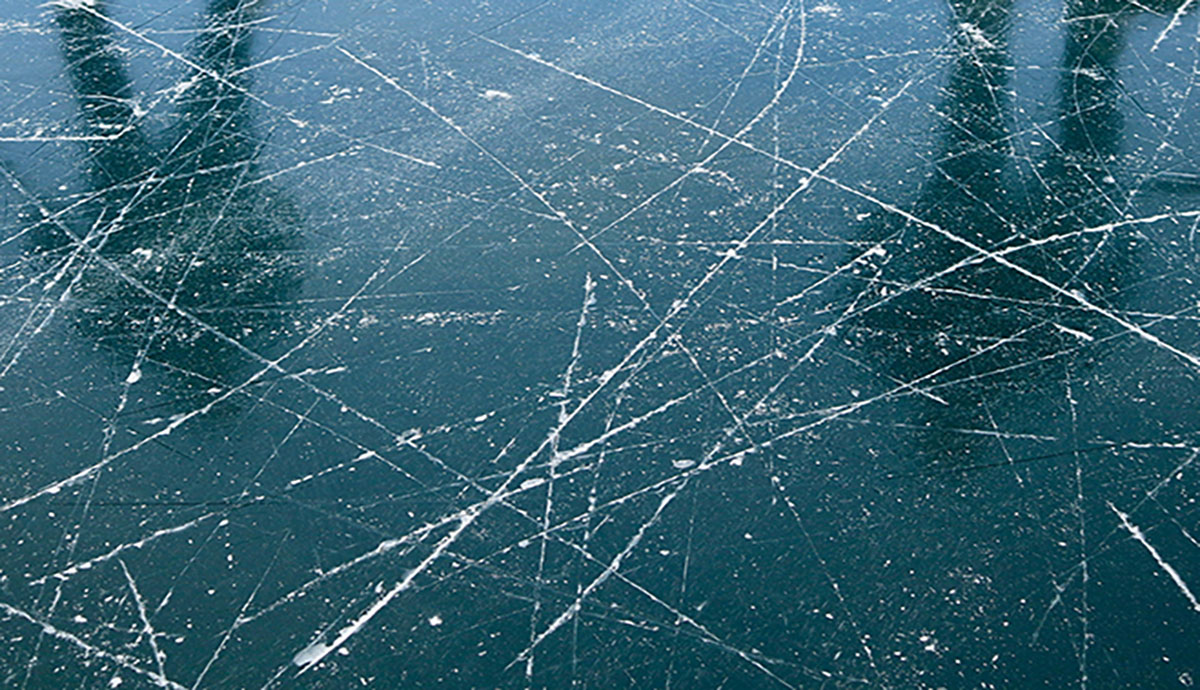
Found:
[848,0,1195,475]
[20,0,304,417]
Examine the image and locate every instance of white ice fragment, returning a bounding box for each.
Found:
[672,459,696,469]
[519,477,545,491]
[1053,323,1094,342]
[124,366,142,385]
[481,89,513,101]
[293,640,335,667]
[959,22,996,50]
[108,677,122,689]
[428,614,442,627]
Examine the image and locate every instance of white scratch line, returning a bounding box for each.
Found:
[0,600,186,689]
[815,172,1200,372]
[273,72,923,672]
[1151,0,1196,52]
[1109,502,1200,613]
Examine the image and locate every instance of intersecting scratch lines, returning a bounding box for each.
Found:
[2,0,1200,688]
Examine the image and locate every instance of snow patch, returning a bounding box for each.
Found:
[481,89,513,101]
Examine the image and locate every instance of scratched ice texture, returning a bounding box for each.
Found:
[1,0,1200,687]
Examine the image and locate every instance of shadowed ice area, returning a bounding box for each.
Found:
[2,0,1200,687]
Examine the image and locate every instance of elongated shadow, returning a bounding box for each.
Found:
[27,0,305,417]
[845,0,1191,475]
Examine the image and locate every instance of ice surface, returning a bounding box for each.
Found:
[2,0,1200,687]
